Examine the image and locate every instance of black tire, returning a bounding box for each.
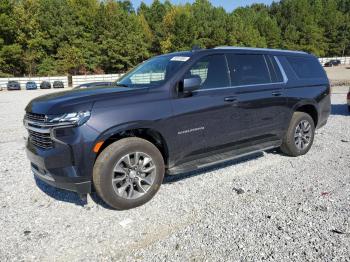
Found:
[348,105,350,113]
[280,112,315,157]
[93,137,165,210]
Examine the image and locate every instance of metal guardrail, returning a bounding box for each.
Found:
[72,74,123,87]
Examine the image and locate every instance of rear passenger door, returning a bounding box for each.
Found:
[226,53,288,142]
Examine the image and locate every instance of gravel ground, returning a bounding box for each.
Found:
[325,66,350,82]
[0,87,349,261]
[325,66,350,86]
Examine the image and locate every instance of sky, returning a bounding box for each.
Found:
[132,0,276,12]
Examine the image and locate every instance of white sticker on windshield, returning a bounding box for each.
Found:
[171,56,190,62]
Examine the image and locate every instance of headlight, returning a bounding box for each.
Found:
[48,111,91,126]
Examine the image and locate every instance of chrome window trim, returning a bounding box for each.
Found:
[274,56,288,84]
[263,55,273,82]
[195,82,286,92]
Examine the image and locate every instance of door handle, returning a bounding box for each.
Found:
[271,91,282,97]
[224,96,238,102]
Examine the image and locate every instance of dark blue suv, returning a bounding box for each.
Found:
[24,47,331,210]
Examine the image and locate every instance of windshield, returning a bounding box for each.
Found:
[116,54,191,88]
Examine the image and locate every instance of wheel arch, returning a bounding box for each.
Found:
[94,125,169,167]
[293,103,319,127]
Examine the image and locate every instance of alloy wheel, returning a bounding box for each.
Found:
[294,120,312,150]
[112,152,156,199]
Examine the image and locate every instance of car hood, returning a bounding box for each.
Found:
[25,86,148,115]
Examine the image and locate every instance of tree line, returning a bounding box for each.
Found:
[0,0,349,77]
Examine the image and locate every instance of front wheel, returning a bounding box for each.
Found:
[93,137,165,210]
[280,112,315,157]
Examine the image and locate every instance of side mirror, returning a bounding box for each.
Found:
[183,77,201,93]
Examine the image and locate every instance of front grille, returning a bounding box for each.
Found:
[25,112,54,149]
[26,112,46,122]
[28,129,54,149]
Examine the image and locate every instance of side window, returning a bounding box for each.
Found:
[227,54,271,86]
[185,55,230,90]
[287,56,325,79]
[266,55,284,83]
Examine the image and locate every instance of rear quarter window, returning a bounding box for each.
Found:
[287,56,325,79]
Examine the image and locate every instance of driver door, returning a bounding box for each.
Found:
[170,54,241,163]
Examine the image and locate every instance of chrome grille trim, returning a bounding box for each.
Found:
[24,113,54,149]
[30,139,53,149]
[25,124,51,134]
[25,112,46,122]
[28,129,53,149]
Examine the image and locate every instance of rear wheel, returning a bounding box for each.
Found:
[280,112,315,157]
[93,137,165,210]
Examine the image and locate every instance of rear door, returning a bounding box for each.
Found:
[225,53,288,142]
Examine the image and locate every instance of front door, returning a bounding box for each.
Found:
[170,54,238,163]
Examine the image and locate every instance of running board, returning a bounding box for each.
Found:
[167,143,279,175]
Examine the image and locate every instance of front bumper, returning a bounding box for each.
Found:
[24,116,100,194]
[26,144,92,194]
[31,163,91,193]
[7,87,20,90]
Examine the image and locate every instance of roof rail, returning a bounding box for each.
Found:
[214,46,307,54]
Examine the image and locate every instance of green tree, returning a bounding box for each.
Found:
[0,0,24,76]
[227,8,267,47]
[1,0,350,77]
[56,45,85,75]
[252,4,281,48]
[160,5,197,53]
[0,44,23,76]
[190,0,228,48]
[95,1,149,72]
[138,0,172,54]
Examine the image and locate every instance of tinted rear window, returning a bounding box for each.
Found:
[227,54,271,86]
[287,56,324,79]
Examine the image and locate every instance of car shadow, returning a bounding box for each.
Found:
[331,104,349,116]
[35,177,113,209]
[35,177,86,206]
[34,151,266,209]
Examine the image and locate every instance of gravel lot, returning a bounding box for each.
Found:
[325,66,350,86]
[0,86,349,261]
